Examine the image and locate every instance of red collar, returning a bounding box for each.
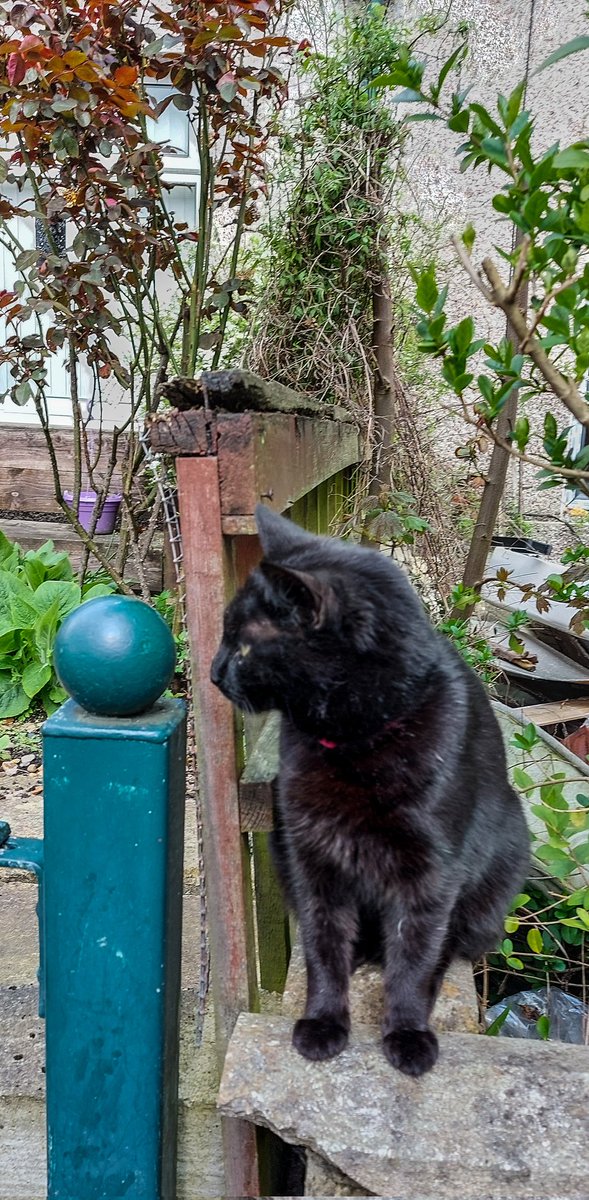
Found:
[318,718,403,750]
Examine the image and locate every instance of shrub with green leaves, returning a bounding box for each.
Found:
[0,531,115,717]
[485,721,589,1004]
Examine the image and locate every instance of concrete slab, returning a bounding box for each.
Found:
[220,1013,589,1200]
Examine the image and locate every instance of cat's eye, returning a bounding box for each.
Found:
[238,643,251,658]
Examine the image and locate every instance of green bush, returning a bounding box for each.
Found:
[0,531,115,717]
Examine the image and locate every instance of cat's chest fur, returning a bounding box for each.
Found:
[278,723,445,890]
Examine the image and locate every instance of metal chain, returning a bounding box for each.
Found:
[140,429,210,1047]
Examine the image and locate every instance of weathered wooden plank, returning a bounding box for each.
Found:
[217,413,360,517]
[0,518,163,592]
[239,711,280,832]
[176,455,260,1198]
[155,369,353,421]
[0,426,121,514]
[516,698,589,726]
[252,834,290,993]
[146,410,361,523]
[145,408,216,457]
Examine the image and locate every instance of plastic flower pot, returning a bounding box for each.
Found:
[64,490,122,535]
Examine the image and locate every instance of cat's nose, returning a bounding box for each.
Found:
[210,649,225,688]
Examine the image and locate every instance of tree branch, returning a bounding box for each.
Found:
[481,256,589,425]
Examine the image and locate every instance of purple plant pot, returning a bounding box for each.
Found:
[64,490,122,535]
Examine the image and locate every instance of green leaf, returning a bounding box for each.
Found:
[0,571,38,635]
[22,661,52,699]
[34,599,60,666]
[82,583,115,602]
[22,556,46,592]
[512,767,534,790]
[536,1014,550,1040]
[512,416,530,451]
[486,1006,510,1036]
[448,109,469,133]
[506,956,524,970]
[534,845,574,879]
[461,223,476,254]
[511,892,530,908]
[0,530,17,565]
[527,927,543,954]
[391,87,425,104]
[506,80,526,126]
[32,581,81,621]
[27,542,73,580]
[415,265,438,313]
[553,146,589,171]
[0,675,28,718]
[535,35,589,74]
[504,916,520,933]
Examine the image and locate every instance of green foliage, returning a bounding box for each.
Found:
[483,725,589,1001]
[250,5,408,404]
[0,531,115,718]
[339,488,429,548]
[153,590,189,679]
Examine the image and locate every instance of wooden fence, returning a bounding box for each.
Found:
[0,424,163,591]
[148,377,361,1195]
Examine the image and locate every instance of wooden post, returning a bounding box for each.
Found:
[177,456,260,1198]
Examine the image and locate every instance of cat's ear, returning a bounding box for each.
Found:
[255,504,315,559]
[259,561,336,629]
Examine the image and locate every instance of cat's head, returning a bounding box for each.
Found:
[210,505,437,730]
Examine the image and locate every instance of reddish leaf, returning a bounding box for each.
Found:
[19,34,44,55]
[7,53,26,86]
[217,70,238,102]
[114,65,139,86]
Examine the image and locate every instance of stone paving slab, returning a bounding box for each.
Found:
[220,1013,589,1200]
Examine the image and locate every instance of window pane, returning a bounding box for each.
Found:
[163,183,198,228]
[146,85,191,158]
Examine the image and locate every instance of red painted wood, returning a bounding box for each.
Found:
[177,455,260,1197]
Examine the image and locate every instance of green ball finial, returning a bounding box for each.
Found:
[54,596,176,717]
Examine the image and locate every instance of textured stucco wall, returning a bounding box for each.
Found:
[389,0,589,554]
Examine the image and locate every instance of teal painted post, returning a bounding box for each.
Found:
[44,596,185,1199]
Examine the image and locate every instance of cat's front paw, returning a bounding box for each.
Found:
[293,1017,349,1061]
[383,1028,438,1077]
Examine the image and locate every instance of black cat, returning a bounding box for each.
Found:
[211,505,529,1077]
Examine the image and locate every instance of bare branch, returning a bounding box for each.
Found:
[451,235,494,302]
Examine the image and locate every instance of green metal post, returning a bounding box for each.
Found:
[0,596,186,1200]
